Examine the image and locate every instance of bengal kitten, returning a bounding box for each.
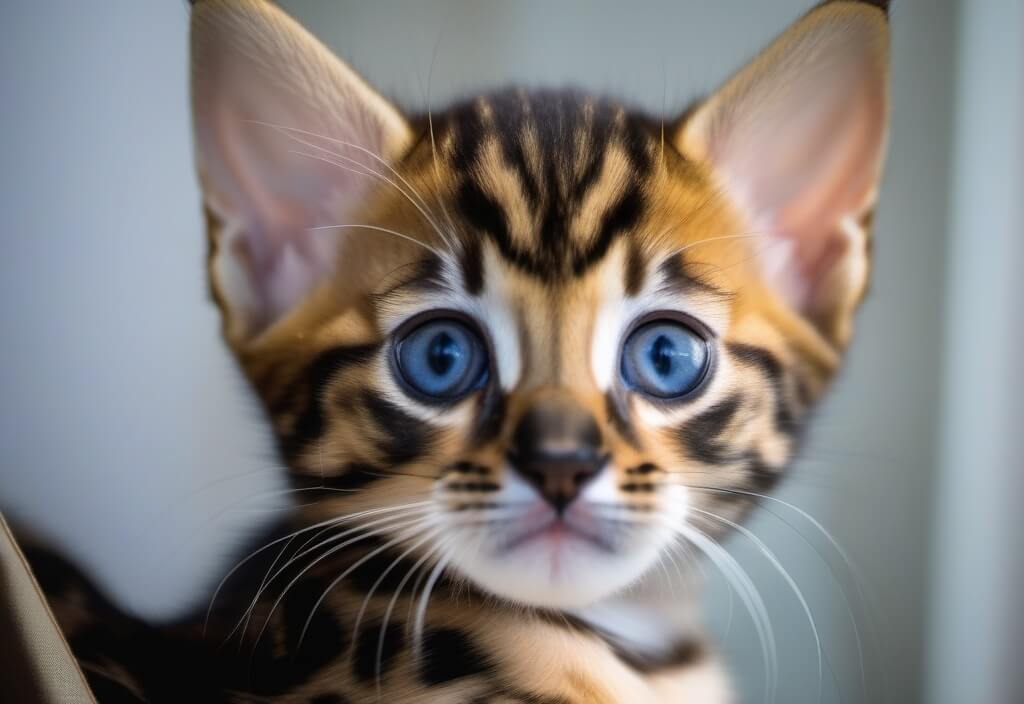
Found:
[28,1,889,701]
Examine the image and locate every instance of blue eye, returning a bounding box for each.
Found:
[620,319,710,399]
[394,317,489,401]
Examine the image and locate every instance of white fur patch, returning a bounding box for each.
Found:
[443,464,690,609]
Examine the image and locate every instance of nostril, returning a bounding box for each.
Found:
[507,450,609,512]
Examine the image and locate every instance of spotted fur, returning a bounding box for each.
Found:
[27,1,890,702]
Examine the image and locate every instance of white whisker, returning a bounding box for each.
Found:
[231,509,431,648]
[691,507,824,700]
[672,521,778,704]
[687,484,874,698]
[282,523,430,656]
[344,523,443,650]
[306,221,442,258]
[412,548,453,660]
[253,120,457,252]
[373,539,447,697]
[204,503,426,635]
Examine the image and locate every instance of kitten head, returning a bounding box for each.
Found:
[191,0,888,608]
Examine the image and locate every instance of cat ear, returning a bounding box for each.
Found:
[190,0,411,345]
[676,1,889,345]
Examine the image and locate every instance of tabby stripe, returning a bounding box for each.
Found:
[613,639,704,674]
[309,695,352,704]
[624,243,648,296]
[347,542,428,594]
[361,390,435,465]
[459,234,485,295]
[290,462,385,495]
[352,621,404,683]
[745,453,785,493]
[677,394,743,465]
[657,254,729,297]
[418,627,493,685]
[726,342,799,437]
[457,179,519,267]
[471,385,508,446]
[279,344,380,462]
[571,186,644,275]
[605,392,641,448]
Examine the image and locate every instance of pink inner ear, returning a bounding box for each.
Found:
[210,112,365,304]
[689,6,889,313]
[191,0,411,341]
[206,117,357,327]
[769,87,887,304]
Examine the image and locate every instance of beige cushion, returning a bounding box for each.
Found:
[0,513,96,703]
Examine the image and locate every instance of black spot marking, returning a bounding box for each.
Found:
[281,577,348,659]
[279,344,380,461]
[624,243,647,296]
[626,463,659,475]
[449,101,486,173]
[70,623,232,703]
[472,386,508,446]
[310,695,351,704]
[352,621,405,683]
[677,394,743,465]
[605,392,640,448]
[451,502,503,511]
[82,671,148,704]
[727,342,799,437]
[450,461,491,475]
[347,543,425,594]
[614,639,704,673]
[620,114,656,173]
[460,235,485,295]
[446,481,501,492]
[745,453,784,493]
[291,462,385,497]
[620,482,656,493]
[418,628,493,685]
[657,254,726,297]
[362,390,435,465]
[228,576,350,696]
[458,180,517,259]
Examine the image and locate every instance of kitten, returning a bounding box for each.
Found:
[29,1,889,701]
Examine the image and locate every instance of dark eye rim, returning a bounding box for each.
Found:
[618,310,717,403]
[389,308,492,406]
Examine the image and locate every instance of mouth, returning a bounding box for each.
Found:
[501,516,617,554]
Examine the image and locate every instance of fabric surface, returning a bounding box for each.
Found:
[0,513,96,703]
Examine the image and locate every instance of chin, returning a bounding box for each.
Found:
[447,513,677,609]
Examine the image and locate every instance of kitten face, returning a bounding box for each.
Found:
[237,94,844,608]
[192,1,888,609]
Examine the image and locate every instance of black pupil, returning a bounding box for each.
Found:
[428,332,458,375]
[649,335,675,377]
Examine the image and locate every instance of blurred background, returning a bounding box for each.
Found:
[1,1,1020,702]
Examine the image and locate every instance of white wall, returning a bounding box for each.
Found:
[926,1,1024,702]
[0,2,968,703]
[0,1,284,617]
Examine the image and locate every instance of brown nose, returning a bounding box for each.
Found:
[507,396,606,513]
